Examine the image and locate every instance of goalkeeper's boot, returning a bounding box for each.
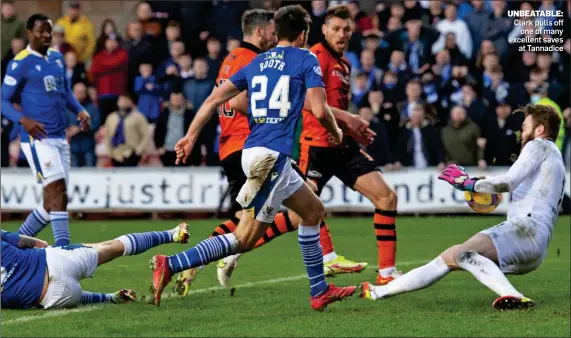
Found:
[358,282,376,300]
[323,255,368,277]
[110,289,137,304]
[376,268,402,285]
[174,267,201,298]
[150,255,173,307]
[310,284,356,311]
[217,253,241,289]
[493,295,535,311]
[172,222,190,244]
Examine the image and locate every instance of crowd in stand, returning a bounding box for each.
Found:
[1,0,570,170]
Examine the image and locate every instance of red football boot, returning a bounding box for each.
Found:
[310,284,356,311]
[150,255,173,307]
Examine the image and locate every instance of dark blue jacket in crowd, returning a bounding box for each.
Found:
[183,77,214,112]
[134,75,163,122]
[65,101,100,154]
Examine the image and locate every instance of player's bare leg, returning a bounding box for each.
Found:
[283,183,356,311]
[43,179,70,246]
[360,233,534,310]
[353,171,400,284]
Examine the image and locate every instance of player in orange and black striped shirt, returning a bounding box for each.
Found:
[297,6,402,285]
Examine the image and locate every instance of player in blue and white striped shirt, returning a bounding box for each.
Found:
[1,14,91,246]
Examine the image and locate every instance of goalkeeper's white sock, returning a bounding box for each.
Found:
[456,251,523,298]
[371,256,450,299]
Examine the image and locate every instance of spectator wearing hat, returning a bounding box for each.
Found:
[394,104,446,170]
[1,0,25,60]
[360,29,390,70]
[432,3,473,59]
[56,1,95,64]
[481,103,523,166]
[154,91,195,167]
[89,33,129,122]
[104,95,150,167]
[50,24,75,56]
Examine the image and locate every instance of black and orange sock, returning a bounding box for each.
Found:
[255,211,296,248]
[319,218,335,257]
[374,209,397,271]
[210,216,240,238]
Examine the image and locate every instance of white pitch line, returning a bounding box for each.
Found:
[2,259,428,325]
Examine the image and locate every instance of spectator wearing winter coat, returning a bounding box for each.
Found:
[358,49,383,91]
[464,0,491,52]
[122,21,152,98]
[134,62,163,122]
[432,3,473,59]
[395,105,446,170]
[441,105,486,168]
[206,37,224,82]
[104,95,151,167]
[55,1,95,64]
[64,51,87,88]
[154,92,195,167]
[156,40,185,80]
[89,33,129,122]
[65,83,100,167]
[183,58,218,165]
[461,84,486,128]
[358,106,393,167]
[484,0,512,59]
[1,0,25,59]
[481,103,524,166]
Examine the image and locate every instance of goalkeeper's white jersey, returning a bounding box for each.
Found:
[475,139,565,228]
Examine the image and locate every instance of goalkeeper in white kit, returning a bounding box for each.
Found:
[360,104,566,310]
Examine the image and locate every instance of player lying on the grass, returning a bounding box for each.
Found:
[1,224,189,309]
[1,14,91,247]
[360,104,565,310]
[173,8,376,297]
[151,5,357,310]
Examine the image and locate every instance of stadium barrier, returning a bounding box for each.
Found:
[1,167,570,214]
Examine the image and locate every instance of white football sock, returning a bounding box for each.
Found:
[322,251,338,263]
[379,266,396,278]
[456,252,523,298]
[372,256,450,300]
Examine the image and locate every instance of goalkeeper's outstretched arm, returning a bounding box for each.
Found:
[474,140,545,193]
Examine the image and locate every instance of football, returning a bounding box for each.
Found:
[464,191,502,214]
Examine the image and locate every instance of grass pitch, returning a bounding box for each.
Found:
[1,216,569,337]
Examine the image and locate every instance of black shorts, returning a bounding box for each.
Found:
[297,141,380,195]
[221,150,247,214]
